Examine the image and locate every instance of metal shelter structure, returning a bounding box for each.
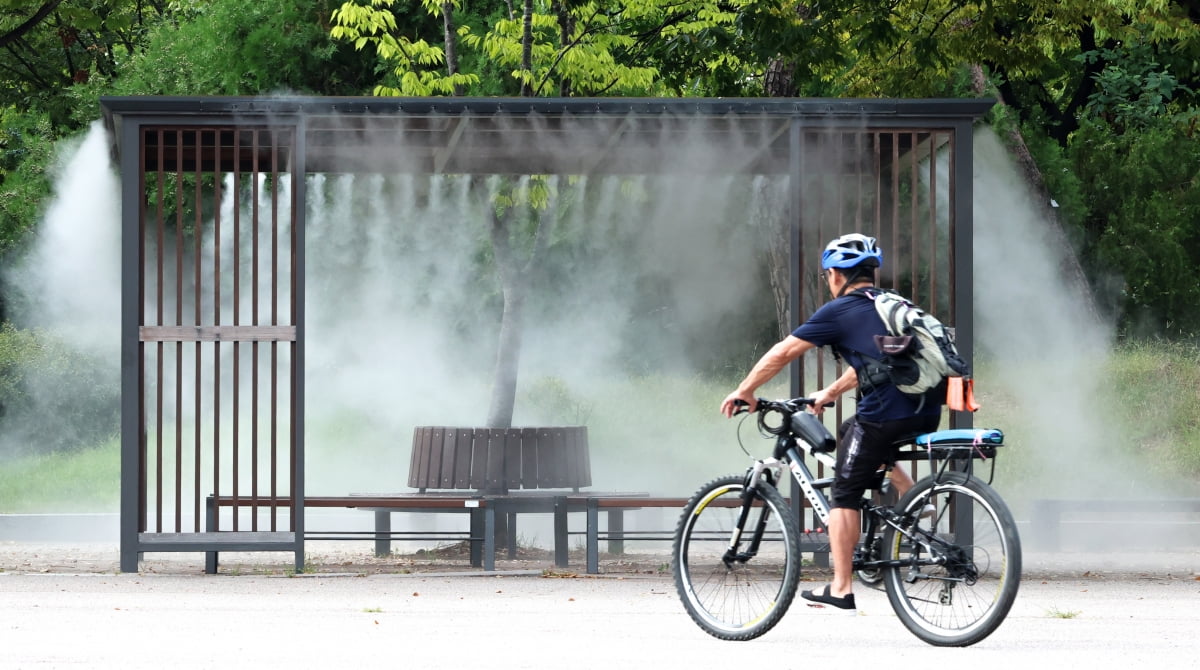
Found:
[100,96,993,572]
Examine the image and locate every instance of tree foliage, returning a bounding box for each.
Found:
[0,0,1198,346]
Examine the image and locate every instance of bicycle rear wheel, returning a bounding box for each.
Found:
[672,475,800,641]
[881,471,1021,647]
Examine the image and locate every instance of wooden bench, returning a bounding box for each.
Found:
[204,494,499,572]
[404,425,597,566]
[204,427,655,573]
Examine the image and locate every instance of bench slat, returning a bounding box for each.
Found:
[485,428,507,491]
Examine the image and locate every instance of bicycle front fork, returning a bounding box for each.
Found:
[722,469,778,567]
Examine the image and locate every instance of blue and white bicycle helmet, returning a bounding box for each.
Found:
[821,233,883,269]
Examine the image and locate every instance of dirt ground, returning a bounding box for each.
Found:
[2,538,1197,582]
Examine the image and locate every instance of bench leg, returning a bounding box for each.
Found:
[586,501,599,574]
[506,512,518,559]
[469,510,483,568]
[553,497,568,568]
[374,510,391,557]
[607,510,625,556]
[483,507,496,571]
[204,495,218,574]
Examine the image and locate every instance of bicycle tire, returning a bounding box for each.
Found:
[881,471,1022,647]
[672,474,800,641]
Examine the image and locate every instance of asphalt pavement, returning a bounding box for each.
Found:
[1,541,1197,669]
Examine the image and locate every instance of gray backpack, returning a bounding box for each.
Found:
[851,288,971,404]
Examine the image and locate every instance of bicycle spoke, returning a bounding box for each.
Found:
[882,473,1021,647]
[673,476,799,641]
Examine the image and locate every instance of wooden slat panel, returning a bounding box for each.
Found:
[510,429,532,490]
[451,429,472,487]
[425,427,445,488]
[485,429,507,491]
[437,428,456,488]
[469,428,489,489]
[565,427,585,488]
[407,426,432,488]
[578,426,592,487]
[538,428,564,487]
[140,325,296,342]
[516,429,535,494]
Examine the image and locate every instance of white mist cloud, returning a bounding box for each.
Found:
[19,121,121,358]
[972,128,1144,500]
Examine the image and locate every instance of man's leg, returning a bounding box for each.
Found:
[828,506,860,597]
[890,465,915,498]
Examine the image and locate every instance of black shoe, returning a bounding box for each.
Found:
[801,584,856,610]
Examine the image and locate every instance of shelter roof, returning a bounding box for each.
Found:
[100,96,994,175]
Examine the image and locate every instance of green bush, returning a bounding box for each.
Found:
[0,323,119,459]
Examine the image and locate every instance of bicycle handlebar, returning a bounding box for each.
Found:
[732,397,833,416]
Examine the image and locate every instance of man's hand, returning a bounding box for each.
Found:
[720,391,756,418]
[808,387,837,415]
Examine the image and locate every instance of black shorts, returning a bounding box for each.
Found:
[831,414,940,509]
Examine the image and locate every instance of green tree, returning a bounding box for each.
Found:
[1070,115,1200,337]
[0,0,170,127]
[93,0,376,99]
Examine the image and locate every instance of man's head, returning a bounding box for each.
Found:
[821,233,882,296]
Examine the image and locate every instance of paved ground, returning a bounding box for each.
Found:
[1,541,1198,669]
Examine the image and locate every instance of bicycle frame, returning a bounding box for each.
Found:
[740,433,948,574]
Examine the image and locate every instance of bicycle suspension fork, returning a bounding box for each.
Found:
[722,460,783,566]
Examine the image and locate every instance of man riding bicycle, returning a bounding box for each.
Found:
[719,233,942,611]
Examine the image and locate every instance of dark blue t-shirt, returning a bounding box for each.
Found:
[792,293,941,422]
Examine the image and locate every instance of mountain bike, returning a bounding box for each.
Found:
[672,397,1021,647]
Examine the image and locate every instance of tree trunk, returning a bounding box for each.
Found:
[555,1,573,96]
[753,177,791,340]
[486,289,525,429]
[520,0,534,96]
[483,187,554,428]
[762,57,795,337]
[441,1,463,96]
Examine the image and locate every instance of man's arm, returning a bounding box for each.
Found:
[720,335,816,417]
[809,366,857,415]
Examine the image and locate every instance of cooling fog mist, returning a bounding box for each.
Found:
[3,117,1175,556]
[971,129,1152,500]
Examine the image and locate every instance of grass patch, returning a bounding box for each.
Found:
[1103,340,1200,479]
[0,437,119,512]
[1046,606,1082,619]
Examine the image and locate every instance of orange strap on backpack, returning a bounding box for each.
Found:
[946,377,981,412]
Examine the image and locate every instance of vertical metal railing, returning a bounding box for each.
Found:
[790,126,960,528]
[137,125,297,538]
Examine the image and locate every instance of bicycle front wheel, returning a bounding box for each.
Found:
[672,474,800,641]
[882,471,1022,647]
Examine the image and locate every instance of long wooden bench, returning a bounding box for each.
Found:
[203,426,632,574]
[204,494,498,572]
